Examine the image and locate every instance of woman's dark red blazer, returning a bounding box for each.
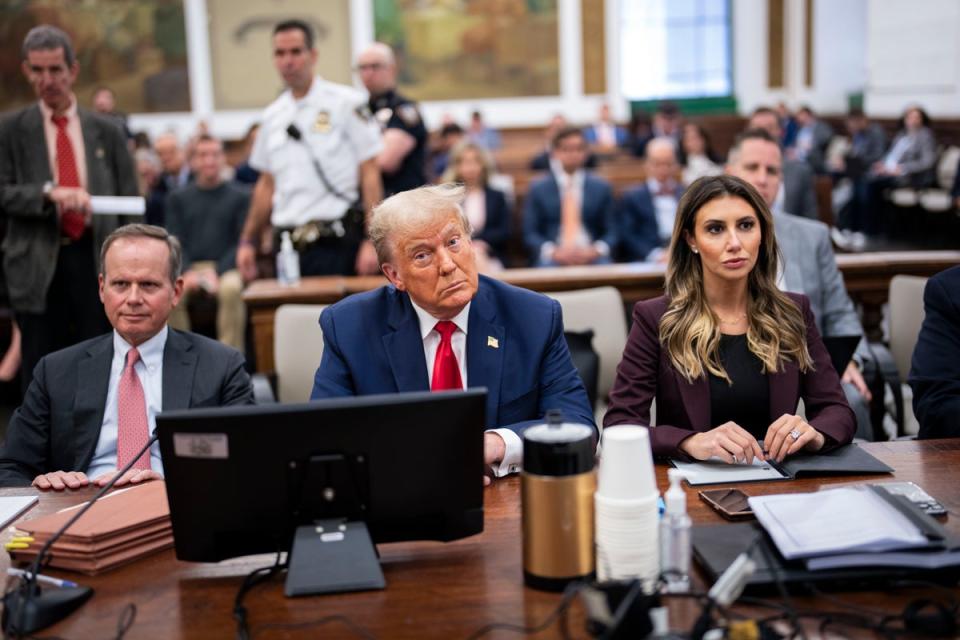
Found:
[603,293,856,458]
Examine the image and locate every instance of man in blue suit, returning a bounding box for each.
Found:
[312,184,595,483]
[618,138,684,262]
[910,265,960,439]
[523,127,617,266]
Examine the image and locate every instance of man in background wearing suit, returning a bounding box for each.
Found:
[0,225,254,489]
[618,137,684,262]
[312,184,595,484]
[749,107,818,220]
[726,129,875,439]
[523,127,617,266]
[0,25,138,394]
[910,265,960,439]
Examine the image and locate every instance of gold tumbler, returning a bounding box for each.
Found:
[521,419,597,591]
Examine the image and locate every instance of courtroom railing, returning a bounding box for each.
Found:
[243,251,960,374]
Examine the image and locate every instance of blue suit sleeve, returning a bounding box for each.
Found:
[478,188,511,258]
[910,275,960,438]
[522,186,548,262]
[311,308,357,399]
[0,359,53,486]
[500,301,596,438]
[618,190,659,262]
[597,183,618,251]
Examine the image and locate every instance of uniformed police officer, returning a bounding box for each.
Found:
[356,43,428,197]
[237,20,383,279]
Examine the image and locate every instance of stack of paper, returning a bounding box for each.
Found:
[10,482,172,575]
[749,486,959,571]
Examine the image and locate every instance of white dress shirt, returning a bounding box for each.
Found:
[86,327,168,479]
[409,300,523,476]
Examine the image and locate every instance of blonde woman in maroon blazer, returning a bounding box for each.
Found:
[604,175,855,462]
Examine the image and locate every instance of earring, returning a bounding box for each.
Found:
[691,247,699,254]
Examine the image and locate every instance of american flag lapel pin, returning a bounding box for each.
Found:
[487,336,499,349]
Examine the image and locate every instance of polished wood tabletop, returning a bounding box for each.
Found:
[5,439,959,638]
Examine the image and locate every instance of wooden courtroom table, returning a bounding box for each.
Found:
[244,251,960,373]
[5,439,959,638]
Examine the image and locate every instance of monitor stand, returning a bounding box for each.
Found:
[284,518,386,596]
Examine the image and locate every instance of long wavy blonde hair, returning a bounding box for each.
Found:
[660,175,813,383]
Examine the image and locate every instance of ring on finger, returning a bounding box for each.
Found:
[789,428,802,441]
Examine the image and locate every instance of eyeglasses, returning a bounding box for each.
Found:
[355,63,385,72]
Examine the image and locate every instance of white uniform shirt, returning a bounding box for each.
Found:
[409,300,523,476]
[249,76,382,227]
[87,327,168,479]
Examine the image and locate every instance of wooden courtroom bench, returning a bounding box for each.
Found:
[243,250,960,374]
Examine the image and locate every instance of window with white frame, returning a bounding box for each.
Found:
[620,0,732,100]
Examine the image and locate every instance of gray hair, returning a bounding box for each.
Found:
[645,136,678,160]
[134,147,162,172]
[22,25,75,67]
[368,183,472,265]
[100,224,182,284]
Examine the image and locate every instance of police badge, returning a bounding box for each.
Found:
[314,110,332,133]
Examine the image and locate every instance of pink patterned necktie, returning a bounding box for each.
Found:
[50,114,86,241]
[117,347,151,470]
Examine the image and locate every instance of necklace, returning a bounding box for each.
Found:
[714,311,747,325]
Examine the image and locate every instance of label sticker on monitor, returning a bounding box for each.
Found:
[173,433,229,459]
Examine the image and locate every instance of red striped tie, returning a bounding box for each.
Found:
[431,321,463,391]
[51,114,86,241]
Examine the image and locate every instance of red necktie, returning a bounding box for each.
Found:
[51,114,86,241]
[431,321,463,391]
[117,348,151,470]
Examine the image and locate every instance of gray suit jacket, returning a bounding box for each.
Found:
[782,158,818,220]
[0,330,254,486]
[774,213,867,360]
[0,104,137,313]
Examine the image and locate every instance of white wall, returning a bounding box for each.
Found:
[731,0,867,115]
[864,0,960,117]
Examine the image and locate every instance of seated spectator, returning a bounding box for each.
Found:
[166,135,249,352]
[776,101,798,148]
[430,123,465,181]
[442,141,510,271]
[652,101,682,149]
[149,132,192,227]
[0,224,253,489]
[678,123,722,185]
[749,106,818,219]
[603,175,855,460]
[832,108,887,249]
[311,184,595,483]
[233,123,261,186]
[618,138,684,263]
[911,265,960,439]
[627,109,653,158]
[789,105,833,174]
[583,104,628,154]
[91,86,133,141]
[854,105,937,237]
[467,110,501,151]
[523,127,616,267]
[531,114,597,171]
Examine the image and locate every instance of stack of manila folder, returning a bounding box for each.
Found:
[10,481,172,575]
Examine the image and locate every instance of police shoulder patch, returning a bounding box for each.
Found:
[397,104,421,127]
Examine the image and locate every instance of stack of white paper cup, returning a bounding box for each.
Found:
[595,425,660,592]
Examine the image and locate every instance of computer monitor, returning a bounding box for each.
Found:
[156,389,486,595]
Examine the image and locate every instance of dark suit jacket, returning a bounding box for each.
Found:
[522,173,617,263]
[583,125,629,148]
[311,275,595,437]
[603,293,855,457]
[782,158,818,220]
[0,105,137,314]
[474,186,511,260]
[910,266,960,439]
[618,182,684,262]
[0,330,254,486]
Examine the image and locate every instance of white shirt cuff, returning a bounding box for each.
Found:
[540,242,557,263]
[646,247,665,262]
[593,240,610,257]
[488,428,523,477]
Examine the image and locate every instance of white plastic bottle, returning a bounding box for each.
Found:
[276,231,301,286]
[659,468,692,593]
